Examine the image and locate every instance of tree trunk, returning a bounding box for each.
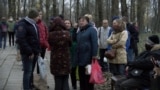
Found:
[95,0,98,26]
[137,0,146,32]
[130,0,136,22]
[97,0,103,27]
[62,0,65,15]
[17,0,21,18]
[111,0,119,18]
[23,0,27,16]
[85,0,90,14]
[8,0,16,19]
[121,0,128,17]
[76,0,79,22]
[70,0,72,20]
[45,0,50,24]
[0,0,4,18]
[53,0,57,16]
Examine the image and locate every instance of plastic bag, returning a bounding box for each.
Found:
[38,56,47,80]
[89,59,106,84]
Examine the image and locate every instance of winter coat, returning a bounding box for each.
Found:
[77,24,98,66]
[70,28,77,68]
[8,21,15,32]
[107,30,128,64]
[97,26,111,49]
[48,18,71,76]
[16,17,41,56]
[0,22,8,33]
[127,44,160,81]
[37,20,49,49]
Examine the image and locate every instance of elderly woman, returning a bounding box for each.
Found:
[77,16,98,90]
[107,19,128,75]
[48,17,71,90]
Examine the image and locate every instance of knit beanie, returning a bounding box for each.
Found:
[28,9,39,19]
[148,35,160,44]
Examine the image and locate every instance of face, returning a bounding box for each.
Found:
[112,20,119,30]
[64,20,71,29]
[102,20,108,28]
[34,15,40,22]
[1,17,6,22]
[39,12,43,20]
[79,18,88,27]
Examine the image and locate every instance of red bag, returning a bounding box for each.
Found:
[89,59,106,84]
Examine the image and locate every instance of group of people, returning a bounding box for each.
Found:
[0,16,16,49]
[1,7,159,90]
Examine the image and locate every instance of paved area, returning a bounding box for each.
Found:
[0,45,74,90]
[0,45,111,90]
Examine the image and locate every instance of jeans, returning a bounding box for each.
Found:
[54,75,69,90]
[0,32,7,49]
[109,63,125,75]
[127,49,135,62]
[22,54,33,90]
[22,54,38,90]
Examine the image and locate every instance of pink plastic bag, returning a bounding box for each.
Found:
[89,59,106,84]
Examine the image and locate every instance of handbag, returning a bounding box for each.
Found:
[105,49,116,60]
[89,59,106,84]
[38,56,47,80]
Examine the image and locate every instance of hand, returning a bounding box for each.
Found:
[29,53,34,60]
[92,56,98,60]
[126,66,129,72]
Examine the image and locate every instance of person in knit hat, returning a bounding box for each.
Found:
[115,35,160,90]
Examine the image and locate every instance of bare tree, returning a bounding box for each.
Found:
[121,0,128,17]
[53,0,57,16]
[8,0,16,19]
[111,0,119,17]
[130,0,136,22]
[137,0,146,32]
[75,0,80,22]
[97,0,103,27]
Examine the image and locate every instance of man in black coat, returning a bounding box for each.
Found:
[118,35,160,90]
[16,9,41,90]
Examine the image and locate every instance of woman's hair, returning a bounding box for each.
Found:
[64,19,72,27]
[50,17,66,31]
[114,19,126,32]
[78,16,89,23]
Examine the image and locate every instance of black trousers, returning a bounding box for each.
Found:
[8,32,15,46]
[99,49,107,71]
[79,66,94,90]
[70,67,77,89]
[54,75,69,90]
[37,47,46,74]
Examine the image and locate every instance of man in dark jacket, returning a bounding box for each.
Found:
[16,9,41,90]
[118,35,160,90]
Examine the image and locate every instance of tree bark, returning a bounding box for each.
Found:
[111,0,119,18]
[130,0,136,22]
[97,0,103,27]
[53,0,57,16]
[8,0,16,19]
[76,0,79,22]
[137,0,146,32]
[121,0,128,17]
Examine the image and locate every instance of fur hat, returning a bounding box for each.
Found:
[148,35,160,44]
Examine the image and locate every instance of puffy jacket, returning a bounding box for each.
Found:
[37,20,49,49]
[16,18,41,56]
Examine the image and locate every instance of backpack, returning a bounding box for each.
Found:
[0,23,8,32]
